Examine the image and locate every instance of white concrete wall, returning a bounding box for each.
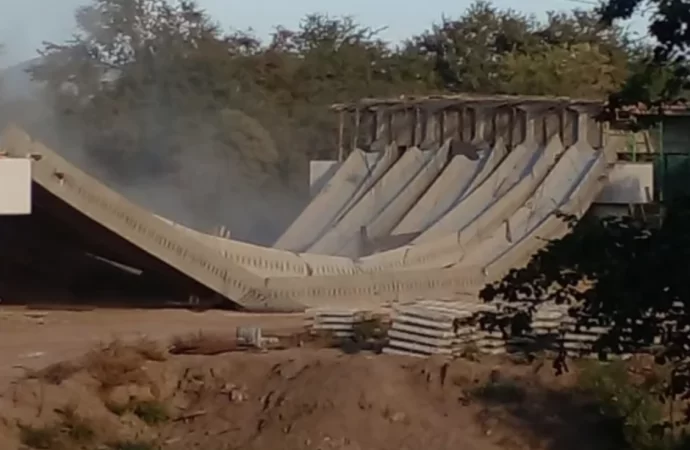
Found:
[309,160,340,196]
[310,159,655,210]
[595,162,654,204]
[0,158,31,214]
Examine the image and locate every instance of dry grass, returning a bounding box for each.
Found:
[276,328,337,349]
[104,399,129,416]
[128,338,167,362]
[29,361,82,385]
[18,424,60,449]
[169,327,344,353]
[104,397,170,426]
[169,331,241,355]
[458,342,481,362]
[107,439,159,450]
[27,338,166,388]
[16,339,171,448]
[352,315,390,343]
[26,338,167,390]
[130,400,170,425]
[17,405,96,449]
[55,405,96,444]
[83,341,152,390]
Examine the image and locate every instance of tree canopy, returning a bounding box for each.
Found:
[4,0,680,243]
[27,0,639,153]
[477,0,690,443]
[600,0,690,107]
[15,0,644,242]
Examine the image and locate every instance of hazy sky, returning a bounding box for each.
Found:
[0,0,650,67]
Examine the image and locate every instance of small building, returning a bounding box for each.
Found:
[617,100,690,202]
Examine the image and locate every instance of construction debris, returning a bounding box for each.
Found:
[305,308,372,339]
[383,300,641,359]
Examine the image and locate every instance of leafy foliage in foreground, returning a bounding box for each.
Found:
[600,0,690,109]
[481,199,690,435]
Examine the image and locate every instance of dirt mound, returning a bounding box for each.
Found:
[0,340,616,450]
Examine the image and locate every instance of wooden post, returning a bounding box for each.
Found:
[439,109,446,143]
[414,107,421,146]
[337,110,344,162]
[508,108,515,148]
[352,108,361,152]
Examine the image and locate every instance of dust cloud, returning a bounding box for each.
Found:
[0,1,310,246]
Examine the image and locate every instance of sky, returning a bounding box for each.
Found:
[0,0,651,68]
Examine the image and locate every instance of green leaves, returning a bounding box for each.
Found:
[600,0,690,110]
[481,197,690,431]
[11,0,666,242]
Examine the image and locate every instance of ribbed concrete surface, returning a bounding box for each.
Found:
[312,141,451,258]
[274,146,398,252]
[307,146,437,256]
[458,139,598,269]
[355,133,563,272]
[392,139,506,235]
[415,129,548,243]
[0,115,616,311]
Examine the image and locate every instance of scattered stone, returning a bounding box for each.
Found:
[236,327,262,348]
[390,411,407,423]
[24,312,46,319]
[220,383,236,394]
[173,409,207,422]
[229,388,247,402]
[107,384,155,408]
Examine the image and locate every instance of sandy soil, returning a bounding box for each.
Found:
[0,306,302,387]
[0,306,624,450]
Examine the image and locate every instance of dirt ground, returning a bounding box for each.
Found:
[0,306,303,387]
[0,306,623,450]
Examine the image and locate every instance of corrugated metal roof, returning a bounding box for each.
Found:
[332,93,690,116]
[330,94,603,112]
[619,99,690,116]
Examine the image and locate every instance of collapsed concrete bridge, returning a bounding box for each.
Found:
[0,95,652,312]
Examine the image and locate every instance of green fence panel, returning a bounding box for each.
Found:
[660,154,690,201]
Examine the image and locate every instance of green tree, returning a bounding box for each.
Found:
[600,0,690,106]
[261,14,405,104]
[236,13,427,158]
[468,0,690,441]
[406,2,634,98]
[499,42,625,98]
[25,0,646,240]
[480,204,690,442]
[511,9,634,98]
[405,0,537,93]
[30,0,231,174]
[30,0,306,242]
